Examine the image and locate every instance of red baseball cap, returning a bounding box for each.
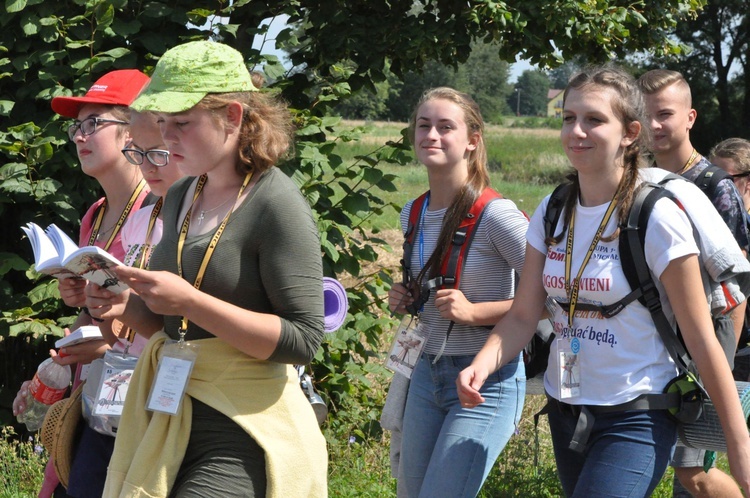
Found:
[51,69,150,118]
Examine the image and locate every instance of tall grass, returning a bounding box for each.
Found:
[0,428,46,497]
[338,120,570,230]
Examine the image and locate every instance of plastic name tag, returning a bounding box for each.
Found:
[93,349,138,418]
[558,337,581,399]
[146,340,198,415]
[385,316,427,379]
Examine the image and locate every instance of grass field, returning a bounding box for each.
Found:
[338,120,569,230]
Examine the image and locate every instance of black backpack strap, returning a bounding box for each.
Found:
[543,182,572,241]
[693,165,730,200]
[620,182,703,387]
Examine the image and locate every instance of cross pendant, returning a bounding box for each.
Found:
[197,210,205,226]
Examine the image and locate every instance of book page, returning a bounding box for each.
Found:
[62,247,128,294]
[21,223,76,278]
[45,224,81,263]
[55,325,103,348]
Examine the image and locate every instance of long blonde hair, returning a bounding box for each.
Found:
[407,87,491,285]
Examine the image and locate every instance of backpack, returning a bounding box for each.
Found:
[693,164,730,201]
[541,166,737,376]
[402,188,504,298]
[401,188,553,371]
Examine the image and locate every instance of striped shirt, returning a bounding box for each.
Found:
[400,197,528,355]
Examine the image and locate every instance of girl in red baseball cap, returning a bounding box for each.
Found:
[14,69,152,498]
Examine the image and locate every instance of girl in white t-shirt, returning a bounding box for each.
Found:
[116,110,184,355]
[120,111,183,271]
[457,65,750,496]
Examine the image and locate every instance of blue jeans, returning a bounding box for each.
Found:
[397,353,525,498]
[548,403,677,497]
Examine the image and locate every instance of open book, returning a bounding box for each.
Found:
[22,222,128,293]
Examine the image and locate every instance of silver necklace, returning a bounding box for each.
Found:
[197,194,234,226]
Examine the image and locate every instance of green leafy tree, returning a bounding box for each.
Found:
[0,0,707,432]
[549,59,585,90]
[387,62,458,122]
[514,70,551,116]
[334,80,391,121]
[458,43,513,122]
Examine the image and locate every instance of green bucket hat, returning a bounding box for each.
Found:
[132,41,256,113]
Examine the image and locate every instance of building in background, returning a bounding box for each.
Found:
[547,89,564,118]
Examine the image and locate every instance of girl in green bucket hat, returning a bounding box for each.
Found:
[86,41,328,497]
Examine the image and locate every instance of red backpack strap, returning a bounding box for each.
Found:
[402,191,430,285]
[437,188,503,289]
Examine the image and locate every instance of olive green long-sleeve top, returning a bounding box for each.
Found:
[149,167,325,364]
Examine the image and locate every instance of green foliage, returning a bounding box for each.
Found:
[0,427,46,496]
[514,69,551,116]
[335,51,513,123]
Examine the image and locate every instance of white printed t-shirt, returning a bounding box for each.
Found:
[121,203,163,268]
[114,203,164,356]
[527,174,699,406]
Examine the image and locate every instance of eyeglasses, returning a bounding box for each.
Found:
[731,171,750,181]
[68,117,129,141]
[121,143,170,167]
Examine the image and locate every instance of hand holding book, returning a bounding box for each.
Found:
[22,222,128,294]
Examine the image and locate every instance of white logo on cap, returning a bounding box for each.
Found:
[89,84,109,92]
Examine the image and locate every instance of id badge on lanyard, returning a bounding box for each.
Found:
[557,336,581,399]
[93,349,138,417]
[146,340,198,415]
[385,315,427,379]
[146,173,251,415]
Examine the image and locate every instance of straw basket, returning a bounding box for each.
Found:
[678,381,750,452]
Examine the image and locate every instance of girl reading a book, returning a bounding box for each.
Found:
[85,41,327,497]
[13,69,151,498]
[53,69,153,357]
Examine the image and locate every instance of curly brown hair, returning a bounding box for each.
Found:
[195,90,295,176]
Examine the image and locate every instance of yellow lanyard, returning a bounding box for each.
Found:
[677,149,698,174]
[175,173,253,339]
[120,195,163,349]
[88,178,148,250]
[563,188,621,328]
[135,197,163,270]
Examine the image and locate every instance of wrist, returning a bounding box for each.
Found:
[82,307,104,323]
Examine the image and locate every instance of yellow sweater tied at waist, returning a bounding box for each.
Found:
[103,331,328,497]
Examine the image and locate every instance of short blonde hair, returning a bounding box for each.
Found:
[637,69,692,106]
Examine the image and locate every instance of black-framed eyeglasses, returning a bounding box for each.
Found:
[121,143,170,167]
[731,171,750,181]
[68,117,129,141]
